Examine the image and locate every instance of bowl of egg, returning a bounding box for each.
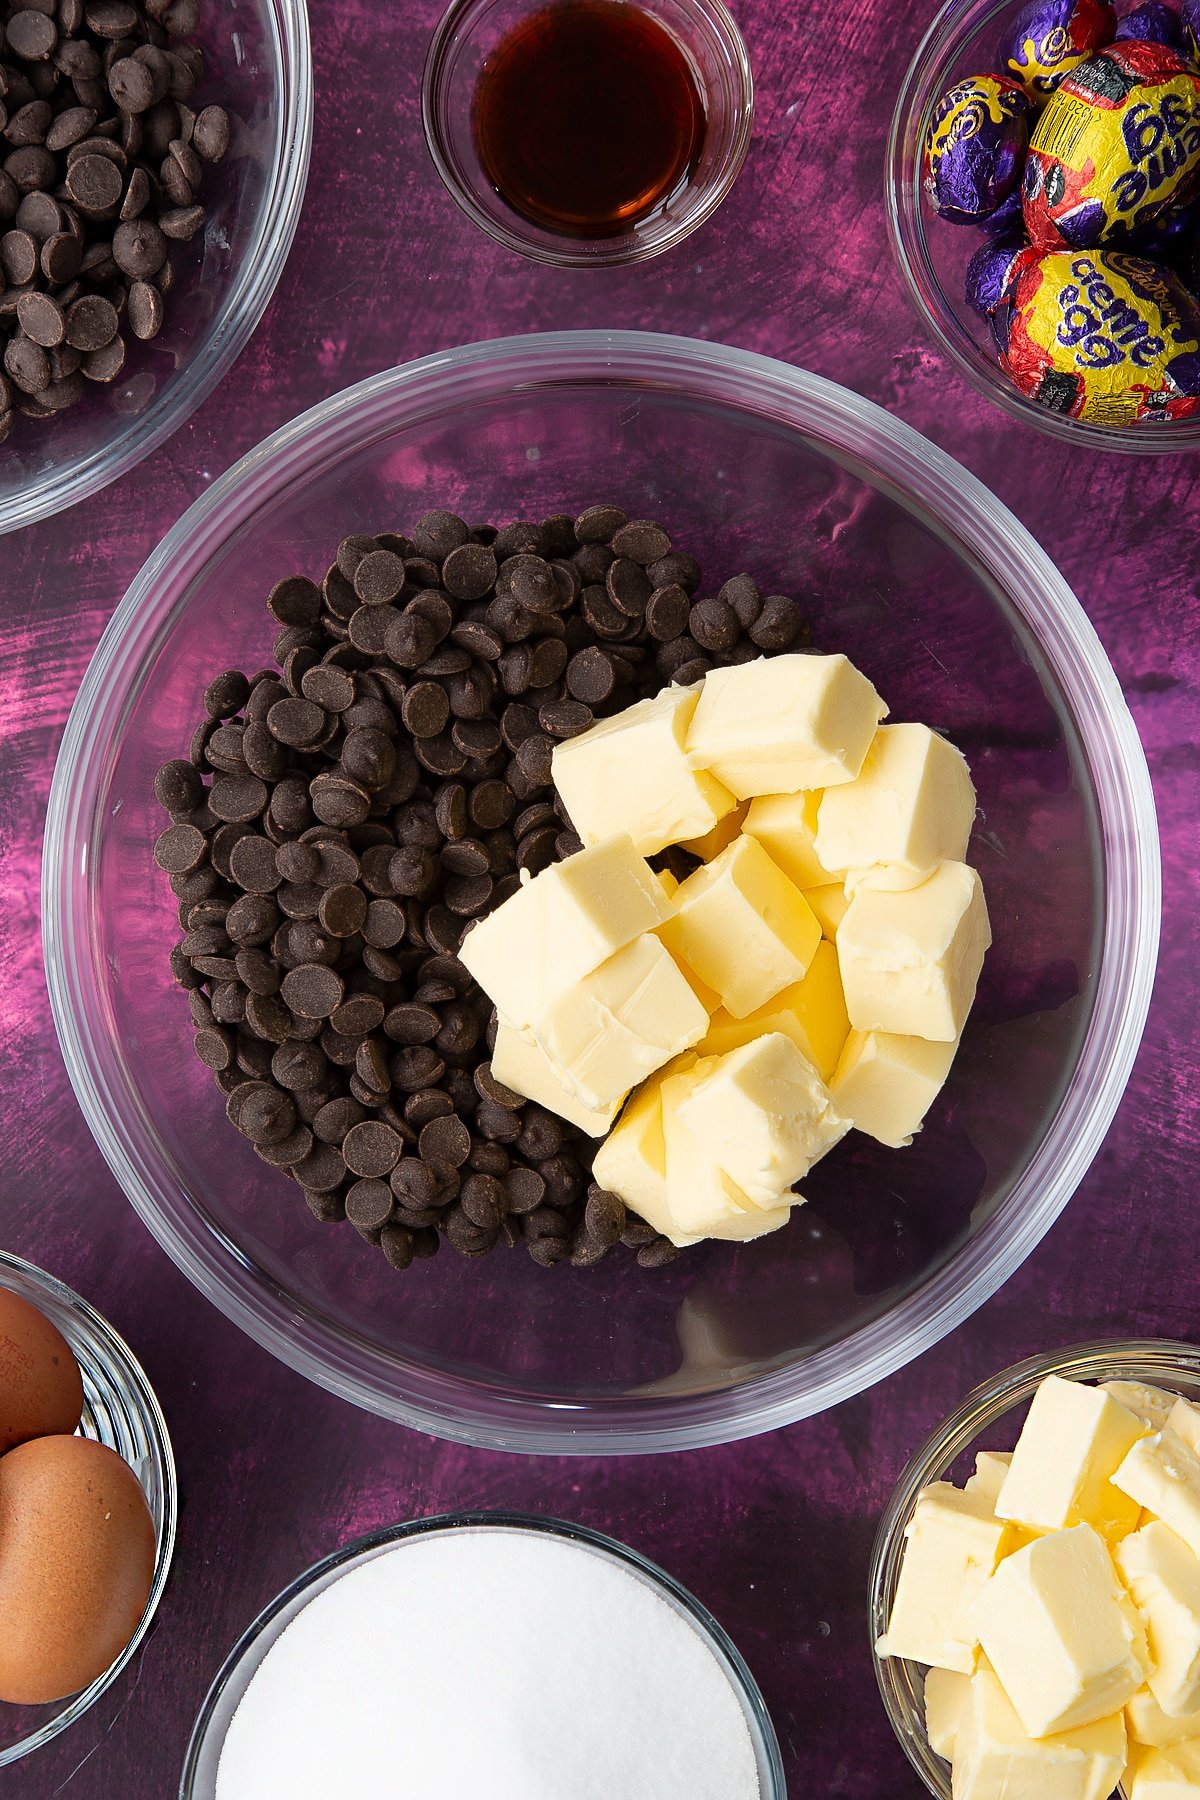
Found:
[0,1249,176,1768]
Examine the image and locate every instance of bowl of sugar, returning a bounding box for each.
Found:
[181,1511,784,1799]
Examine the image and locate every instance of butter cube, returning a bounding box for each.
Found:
[684,652,888,799]
[678,801,748,862]
[676,1032,848,1207]
[491,1019,618,1137]
[1116,1523,1200,1719]
[813,722,977,880]
[1129,1741,1200,1798]
[532,934,708,1114]
[1104,1383,1181,1433]
[590,1076,686,1244]
[697,940,850,1083]
[837,860,991,1042]
[659,834,821,1019]
[1114,1434,1200,1561]
[804,881,849,940]
[660,1061,792,1245]
[459,836,669,1027]
[1167,1400,1200,1458]
[656,868,680,900]
[966,1453,1014,1508]
[829,1027,958,1149]
[876,1482,1014,1674]
[970,1525,1148,1736]
[954,1662,1127,1800]
[1128,1688,1200,1749]
[925,1667,970,1760]
[743,790,843,891]
[551,685,736,857]
[996,1375,1147,1538]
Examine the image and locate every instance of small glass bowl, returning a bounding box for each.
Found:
[180,1511,785,1798]
[868,1339,1200,1797]
[422,0,754,265]
[887,0,1200,453]
[0,0,313,535]
[0,1249,177,1770]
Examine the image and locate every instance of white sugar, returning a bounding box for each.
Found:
[215,1527,762,1800]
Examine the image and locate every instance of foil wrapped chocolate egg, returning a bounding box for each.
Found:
[966,237,1041,349]
[1115,1,1185,50]
[1184,0,1199,62]
[924,74,1033,223]
[1023,39,1200,247]
[982,186,1028,235]
[1001,0,1117,95]
[1003,246,1200,420]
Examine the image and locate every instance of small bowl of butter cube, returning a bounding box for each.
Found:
[871,1341,1200,1800]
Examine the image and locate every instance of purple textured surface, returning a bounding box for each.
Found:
[1,1,1198,1794]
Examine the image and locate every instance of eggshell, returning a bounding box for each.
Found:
[0,1435,156,1704]
[0,1288,84,1455]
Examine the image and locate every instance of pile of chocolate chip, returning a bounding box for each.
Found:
[154,505,808,1273]
[0,0,229,441]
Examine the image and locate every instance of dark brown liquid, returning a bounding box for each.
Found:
[472,0,706,238]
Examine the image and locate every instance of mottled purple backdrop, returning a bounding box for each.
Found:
[2,2,1199,1795]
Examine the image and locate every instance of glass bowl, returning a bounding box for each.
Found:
[887,0,1200,453]
[869,1339,1200,1797]
[42,328,1159,1455]
[422,0,753,265]
[179,1510,785,1799]
[0,0,312,536]
[0,1248,177,1770]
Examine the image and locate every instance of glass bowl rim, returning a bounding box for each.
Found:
[42,327,1161,1455]
[178,1507,786,1799]
[868,1337,1200,1798]
[0,0,314,537]
[420,0,755,267]
[0,1247,178,1769]
[885,0,1200,454]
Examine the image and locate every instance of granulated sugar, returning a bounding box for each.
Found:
[215,1526,763,1800]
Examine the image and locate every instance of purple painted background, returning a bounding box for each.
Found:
[2,1,1199,1793]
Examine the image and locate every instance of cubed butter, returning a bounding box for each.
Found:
[829,1027,958,1149]
[697,940,849,1083]
[531,933,708,1114]
[676,1032,847,1207]
[659,1060,792,1245]
[837,860,991,1042]
[589,1075,690,1244]
[876,1482,1014,1674]
[1116,1522,1200,1719]
[1128,1688,1200,1749]
[970,1524,1148,1736]
[804,881,849,940]
[551,685,736,857]
[953,1661,1127,1800]
[656,868,680,900]
[1167,1400,1200,1458]
[659,834,821,1020]
[925,1667,971,1760]
[459,835,669,1027]
[742,790,843,891]
[996,1375,1147,1539]
[1128,1740,1200,1798]
[491,1018,618,1137]
[1104,1383,1181,1433]
[684,652,888,799]
[966,1453,1014,1508]
[1114,1434,1200,1562]
[813,722,977,880]
[678,801,748,862]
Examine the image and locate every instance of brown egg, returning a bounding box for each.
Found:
[0,1287,84,1455]
[0,1435,157,1704]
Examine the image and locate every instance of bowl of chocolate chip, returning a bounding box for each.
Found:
[43,329,1158,1453]
[0,0,311,535]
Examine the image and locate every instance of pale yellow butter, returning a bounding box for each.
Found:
[659,834,821,1020]
[837,860,991,1041]
[677,800,748,862]
[1167,1400,1200,1458]
[684,652,888,799]
[829,1027,958,1149]
[925,1667,971,1760]
[1128,1688,1200,1749]
[1117,1522,1200,1719]
[814,722,977,880]
[804,881,849,940]
[491,1019,618,1138]
[589,1076,689,1244]
[676,1032,847,1208]
[697,940,849,1083]
[659,1060,792,1244]
[876,1482,1013,1674]
[953,1661,1127,1800]
[551,685,736,857]
[1104,1382,1182,1433]
[966,1453,1014,1509]
[458,835,669,1027]
[995,1374,1146,1538]
[1128,1740,1200,1798]
[742,789,843,891]
[1114,1433,1200,1561]
[970,1524,1148,1737]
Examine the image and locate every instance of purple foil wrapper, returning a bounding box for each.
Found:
[923,74,1032,225]
[1115,0,1185,49]
[1001,0,1117,94]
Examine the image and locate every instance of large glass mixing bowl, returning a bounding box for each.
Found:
[43,330,1159,1453]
